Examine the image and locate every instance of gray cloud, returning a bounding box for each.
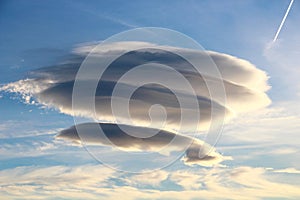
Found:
[0,41,271,166]
[38,79,227,132]
[57,123,226,166]
[0,42,271,131]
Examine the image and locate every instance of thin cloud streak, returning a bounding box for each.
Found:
[273,0,294,42]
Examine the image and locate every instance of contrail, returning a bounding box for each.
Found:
[273,0,294,42]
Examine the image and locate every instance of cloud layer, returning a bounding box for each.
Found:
[0,164,299,200]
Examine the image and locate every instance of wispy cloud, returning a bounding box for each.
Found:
[273,167,300,174]
[73,3,138,28]
[0,165,299,200]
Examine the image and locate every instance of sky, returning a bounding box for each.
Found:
[0,0,300,199]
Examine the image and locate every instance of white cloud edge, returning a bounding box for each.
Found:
[0,164,299,200]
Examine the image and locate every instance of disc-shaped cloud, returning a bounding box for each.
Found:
[0,42,270,132]
[0,41,271,167]
[57,123,227,167]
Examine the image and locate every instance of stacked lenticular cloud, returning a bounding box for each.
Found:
[0,42,271,167]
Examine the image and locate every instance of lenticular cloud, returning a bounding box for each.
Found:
[56,123,226,167]
[0,41,271,167]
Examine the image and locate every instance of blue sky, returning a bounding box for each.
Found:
[1,0,300,199]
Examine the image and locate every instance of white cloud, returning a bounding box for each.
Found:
[263,14,300,100]
[125,170,169,187]
[169,170,203,190]
[0,139,58,159]
[273,168,300,174]
[0,165,115,199]
[0,165,300,200]
[220,103,300,145]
